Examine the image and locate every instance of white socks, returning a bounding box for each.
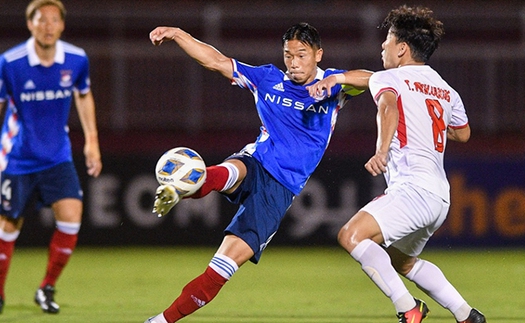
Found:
[351,239,473,320]
[351,239,415,312]
[406,258,472,321]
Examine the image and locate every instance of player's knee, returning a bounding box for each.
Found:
[0,216,23,232]
[337,225,354,251]
[391,256,417,276]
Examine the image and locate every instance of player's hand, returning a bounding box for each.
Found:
[364,152,388,176]
[152,184,180,217]
[149,26,178,46]
[307,74,340,100]
[84,142,102,177]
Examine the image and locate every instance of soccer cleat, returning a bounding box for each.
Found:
[397,299,429,323]
[144,313,168,323]
[0,296,3,314]
[152,184,180,217]
[457,308,486,323]
[34,284,60,314]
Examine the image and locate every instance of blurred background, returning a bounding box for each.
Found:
[1,0,524,248]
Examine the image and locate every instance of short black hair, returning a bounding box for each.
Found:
[380,5,444,62]
[282,22,322,50]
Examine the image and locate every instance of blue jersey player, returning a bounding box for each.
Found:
[0,0,102,314]
[146,23,371,323]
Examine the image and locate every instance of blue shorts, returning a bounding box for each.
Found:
[223,154,295,264]
[0,162,83,219]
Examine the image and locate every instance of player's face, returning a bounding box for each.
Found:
[27,5,65,50]
[283,40,323,84]
[381,29,402,69]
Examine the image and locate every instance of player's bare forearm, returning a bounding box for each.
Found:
[0,101,5,116]
[341,69,373,90]
[74,91,97,138]
[149,26,233,79]
[367,91,398,176]
[447,125,470,143]
[74,91,102,177]
[376,93,398,150]
[307,69,372,98]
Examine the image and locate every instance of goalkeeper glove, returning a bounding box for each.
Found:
[152,184,180,217]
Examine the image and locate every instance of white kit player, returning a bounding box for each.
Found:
[146,23,371,323]
[0,0,101,314]
[310,5,485,323]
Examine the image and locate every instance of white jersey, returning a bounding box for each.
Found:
[368,65,468,202]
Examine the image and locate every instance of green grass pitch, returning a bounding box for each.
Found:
[1,246,524,322]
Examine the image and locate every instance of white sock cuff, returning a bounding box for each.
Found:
[56,221,81,235]
[209,253,239,280]
[217,162,240,192]
[0,229,20,242]
[405,258,424,281]
[350,238,374,261]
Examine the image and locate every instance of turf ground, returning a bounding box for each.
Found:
[0,246,523,322]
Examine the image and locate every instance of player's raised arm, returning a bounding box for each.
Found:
[307,69,373,98]
[150,26,233,79]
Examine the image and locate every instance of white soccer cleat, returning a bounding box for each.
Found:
[152,184,180,217]
[144,313,168,323]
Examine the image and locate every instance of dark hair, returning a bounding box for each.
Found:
[380,5,444,62]
[282,22,322,50]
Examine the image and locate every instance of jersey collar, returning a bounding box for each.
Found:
[26,37,65,67]
[283,67,325,84]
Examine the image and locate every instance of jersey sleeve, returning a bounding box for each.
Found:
[369,70,399,104]
[448,88,469,128]
[231,59,274,93]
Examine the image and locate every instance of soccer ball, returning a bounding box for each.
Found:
[155,147,207,197]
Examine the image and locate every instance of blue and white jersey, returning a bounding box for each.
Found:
[231,59,355,195]
[0,37,90,174]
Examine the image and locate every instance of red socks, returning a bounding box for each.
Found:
[163,267,227,322]
[40,229,78,288]
[0,239,15,299]
[189,165,229,198]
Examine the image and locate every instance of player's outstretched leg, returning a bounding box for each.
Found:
[152,185,180,216]
[152,162,240,217]
[190,163,239,198]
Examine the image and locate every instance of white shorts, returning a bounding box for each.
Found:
[361,183,449,257]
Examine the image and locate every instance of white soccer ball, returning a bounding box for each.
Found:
[155,147,207,197]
